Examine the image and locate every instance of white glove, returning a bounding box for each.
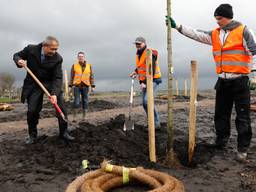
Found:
[140,83,146,90]
[251,55,256,72]
[129,71,137,79]
[251,72,256,81]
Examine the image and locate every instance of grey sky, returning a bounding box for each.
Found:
[0,0,255,91]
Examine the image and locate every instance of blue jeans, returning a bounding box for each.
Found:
[142,82,160,126]
[73,86,89,110]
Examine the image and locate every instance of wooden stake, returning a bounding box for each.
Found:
[188,61,198,163]
[64,69,69,102]
[146,49,156,162]
[166,0,175,162]
[175,79,179,96]
[184,79,188,96]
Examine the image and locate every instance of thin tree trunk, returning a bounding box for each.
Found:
[166,0,174,161]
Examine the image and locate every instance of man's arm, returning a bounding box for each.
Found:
[51,58,63,96]
[13,45,30,68]
[152,51,158,76]
[243,27,256,71]
[178,25,212,45]
[90,65,95,88]
[166,16,212,45]
[69,64,74,86]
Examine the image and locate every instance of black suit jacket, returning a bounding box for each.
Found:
[13,43,63,103]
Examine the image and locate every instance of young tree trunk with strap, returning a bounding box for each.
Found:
[166,0,175,164]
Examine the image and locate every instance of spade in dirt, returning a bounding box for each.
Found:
[123,78,135,131]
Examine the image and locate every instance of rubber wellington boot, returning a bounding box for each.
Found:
[72,108,78,122]
[82,110,87,121]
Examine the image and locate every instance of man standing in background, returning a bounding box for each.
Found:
[130,37,162,128]
[70,52,95,121]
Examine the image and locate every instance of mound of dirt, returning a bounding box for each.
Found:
[157,94,208,102]
[0,115,215,184]
[43,99,119,112]
[88,99,119,111]
[4,99,122,121]
[1,105,256,192]
[173,94,208,102]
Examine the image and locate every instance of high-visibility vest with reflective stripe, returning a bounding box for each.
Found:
[212,25,252,74]
[73,63,91,86]
[136,48,161,81]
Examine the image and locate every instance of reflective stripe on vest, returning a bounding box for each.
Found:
[211,25,252,74]
[73,63,91,86]
[135,48,161,81]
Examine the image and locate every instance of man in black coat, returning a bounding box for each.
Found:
[13,36,74,144]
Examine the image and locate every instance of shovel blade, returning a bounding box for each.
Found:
[123,119,135,131]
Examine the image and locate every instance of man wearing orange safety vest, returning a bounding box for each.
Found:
[130,37,162,128]
[70,52,95,120]
[167,4,256,162]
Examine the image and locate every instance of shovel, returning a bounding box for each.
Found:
[123,78,135,131]
[24,65,67,122]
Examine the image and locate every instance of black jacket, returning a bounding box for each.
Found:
[13,43,63,103]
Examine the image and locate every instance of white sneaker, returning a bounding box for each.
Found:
[25,136,37,144]
[236,152,247,162]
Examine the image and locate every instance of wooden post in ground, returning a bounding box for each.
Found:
[175,79,179,96]
[188,61,198,163]
[146,48,156,162]
[184,79,188,96]
[166,0,175,163]
[64,69,69,102]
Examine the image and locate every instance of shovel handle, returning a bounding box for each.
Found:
[24,65,51,97]
[24,65,66,120]
[130,79,134,104]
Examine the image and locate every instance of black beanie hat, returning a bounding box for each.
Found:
[214,4,233,19]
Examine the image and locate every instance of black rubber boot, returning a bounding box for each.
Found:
[215,137,229,149]
[58,118,74,141]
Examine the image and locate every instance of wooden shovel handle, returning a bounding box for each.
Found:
[24,65,51,97]
[24,65,66,120]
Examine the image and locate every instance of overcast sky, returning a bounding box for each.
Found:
[1,0,255,91]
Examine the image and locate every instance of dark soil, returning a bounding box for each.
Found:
[0,98,123,123]
[173,94,208,102]
[1,99,256,191]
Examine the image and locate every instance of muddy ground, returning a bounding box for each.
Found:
[0,97,128,123]
[0,93,211,123]
[0,91,256,192]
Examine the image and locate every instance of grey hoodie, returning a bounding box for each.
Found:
[177,20,256,78]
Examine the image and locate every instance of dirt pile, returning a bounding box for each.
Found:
[0,99,120,123]
[1,100,256,191]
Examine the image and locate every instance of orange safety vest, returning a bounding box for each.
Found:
[136,48,161,81]
[73,63,91,86]
[212,25,252,74]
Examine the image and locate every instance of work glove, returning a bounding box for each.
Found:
[129,71,137,79]
[140,83,146,90]
[165,16,178,29]
[69,83,73,88]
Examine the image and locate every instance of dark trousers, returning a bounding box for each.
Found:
[27,86,67,137]
[214,76,252,152]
